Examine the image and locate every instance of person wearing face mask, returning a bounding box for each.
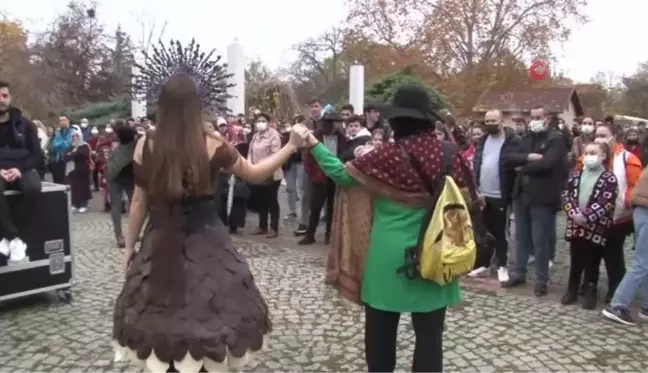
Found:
[468,109,521,283]
[501,105,567,297]
[574,123,643,304]
[624,128,642,161]
[248,113,283,238]
[561,142,618,309]
[572,117,596,163]
[79,118,92,142]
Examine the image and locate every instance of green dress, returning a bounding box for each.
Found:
[312,143,461,313]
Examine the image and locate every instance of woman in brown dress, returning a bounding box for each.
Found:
[112,40,307,372]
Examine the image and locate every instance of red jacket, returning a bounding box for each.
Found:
[303,131,346,183]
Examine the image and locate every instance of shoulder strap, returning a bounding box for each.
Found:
[398,142,453,196]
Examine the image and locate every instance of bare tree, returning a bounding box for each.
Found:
[286,28,349,104]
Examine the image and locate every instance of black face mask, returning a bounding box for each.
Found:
[572,128,581,136]
[627,139,639,145]
[485,125,501,135]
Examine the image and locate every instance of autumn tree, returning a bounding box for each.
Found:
[619,64,648,118]
[344,0,587,112]
[590,71,624,115]
[33,0,115,105]
[245,59,301,120]
[287,28,349,104]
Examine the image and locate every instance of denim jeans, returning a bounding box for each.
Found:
[512,200,556,284]
[610,206,648,310]
[285,162,302,216]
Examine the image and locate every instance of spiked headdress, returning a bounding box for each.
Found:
[131,39,233,112]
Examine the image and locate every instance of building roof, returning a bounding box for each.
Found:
[472,87,584,116]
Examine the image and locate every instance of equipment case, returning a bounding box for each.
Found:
[0,182,74,303]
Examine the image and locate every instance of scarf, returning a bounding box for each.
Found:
[347,129,460,207]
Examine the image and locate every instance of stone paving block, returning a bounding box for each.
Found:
[0,209,647,372]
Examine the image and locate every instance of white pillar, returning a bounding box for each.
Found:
[227,40,245,115]
[349,65,365,114]
[131,54,147,119]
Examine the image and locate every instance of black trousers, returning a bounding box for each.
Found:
[0,170,42,240]
[567,238,602,291]
[253,180,281,232]
[365,305,445,372]
[306,179,335,239]
[50,161,67,184]
[590,222,630,297]
[92,167,100,190]
[476,196,508,268]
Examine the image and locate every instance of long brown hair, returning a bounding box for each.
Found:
[148,75,211,200]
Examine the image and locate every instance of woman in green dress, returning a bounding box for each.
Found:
[297,84,471,372]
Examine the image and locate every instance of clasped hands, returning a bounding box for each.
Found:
[0,168,22,182]
[288,123,318,149]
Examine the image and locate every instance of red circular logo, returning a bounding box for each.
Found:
[529,61,550,80]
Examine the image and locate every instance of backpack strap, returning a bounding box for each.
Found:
[398,144,443,195]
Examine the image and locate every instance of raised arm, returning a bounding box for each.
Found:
[303,129,358,186]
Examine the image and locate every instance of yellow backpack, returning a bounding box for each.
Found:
[397,142,477,285]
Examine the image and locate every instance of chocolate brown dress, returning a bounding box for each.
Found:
[112,139,271,372]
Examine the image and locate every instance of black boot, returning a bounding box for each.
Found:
[298,236,316,245]
[560,289,578,305]
[324,231,330,245]
[582,283,598,310]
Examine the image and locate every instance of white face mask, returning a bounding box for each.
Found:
[583,154,602,169]
[91,128,99,136]
[243,128,252,135]
[595,137,611,145]
[105,127,113,134]
[81,122,88,128]
[255,122,268,132]
[529,120,545,133]
[581,124,594,134]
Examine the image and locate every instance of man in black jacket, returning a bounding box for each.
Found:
[468,109,520,283]
[0,80,43,262]
[501,105,567,296]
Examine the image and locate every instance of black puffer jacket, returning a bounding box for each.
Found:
[504,129,568,206]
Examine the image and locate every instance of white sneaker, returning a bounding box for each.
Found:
[78,207,88,213]
[528,256,535,264]
[549,260,554,269]
[468,266,489,278]
[8,238,27,263]
[0,239,9,256]
[71,207,78,213]
[497,267,510,283]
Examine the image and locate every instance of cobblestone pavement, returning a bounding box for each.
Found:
[1,202,647,372]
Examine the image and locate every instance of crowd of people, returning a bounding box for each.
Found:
[5,63,648,372]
